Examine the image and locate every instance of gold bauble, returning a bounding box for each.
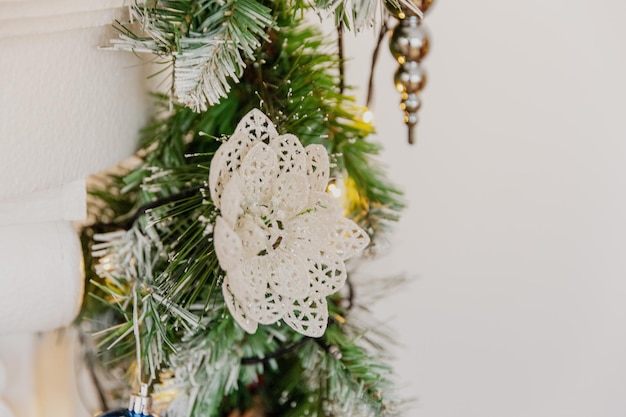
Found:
[394,61,426,94]
[389,16,430,64]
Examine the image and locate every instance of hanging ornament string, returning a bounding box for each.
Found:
[337,21,345,95]
[93,257,158,417]
[133,283,150,388]
[365,18,390,110]
[95,289,158,417]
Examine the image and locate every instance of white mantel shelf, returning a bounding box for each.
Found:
[0,0,125,38]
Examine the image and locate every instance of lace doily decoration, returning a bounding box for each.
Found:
[209,109,370,337]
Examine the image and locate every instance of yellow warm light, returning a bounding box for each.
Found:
[361,109,374,124]
[333,313,346,324]
[343,176,367,215]
[327,182,342,199]
[153,373,179,409]
[100,256,113,271]
[326,177,365,218]
[153,387,179,404]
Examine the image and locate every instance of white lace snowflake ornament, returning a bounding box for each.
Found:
[209,109,370,337]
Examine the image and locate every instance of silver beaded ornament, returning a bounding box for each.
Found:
[386,0,433,144]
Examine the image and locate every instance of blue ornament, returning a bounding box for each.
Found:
[97,410,155,417]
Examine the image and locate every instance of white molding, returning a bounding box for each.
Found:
[0,0,126,39]
[0,180,86,225]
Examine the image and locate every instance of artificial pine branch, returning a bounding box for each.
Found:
[111,0,272,111]
[313,0,383,30]
[79,1,406,416]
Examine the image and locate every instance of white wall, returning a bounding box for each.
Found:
[343,1,626,416]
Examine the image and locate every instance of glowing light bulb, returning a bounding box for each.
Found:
[361,110,374,124]
[327,182,342,198]
[100,256,113,271]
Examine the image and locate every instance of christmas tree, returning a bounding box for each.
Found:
[78,0,428,415]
